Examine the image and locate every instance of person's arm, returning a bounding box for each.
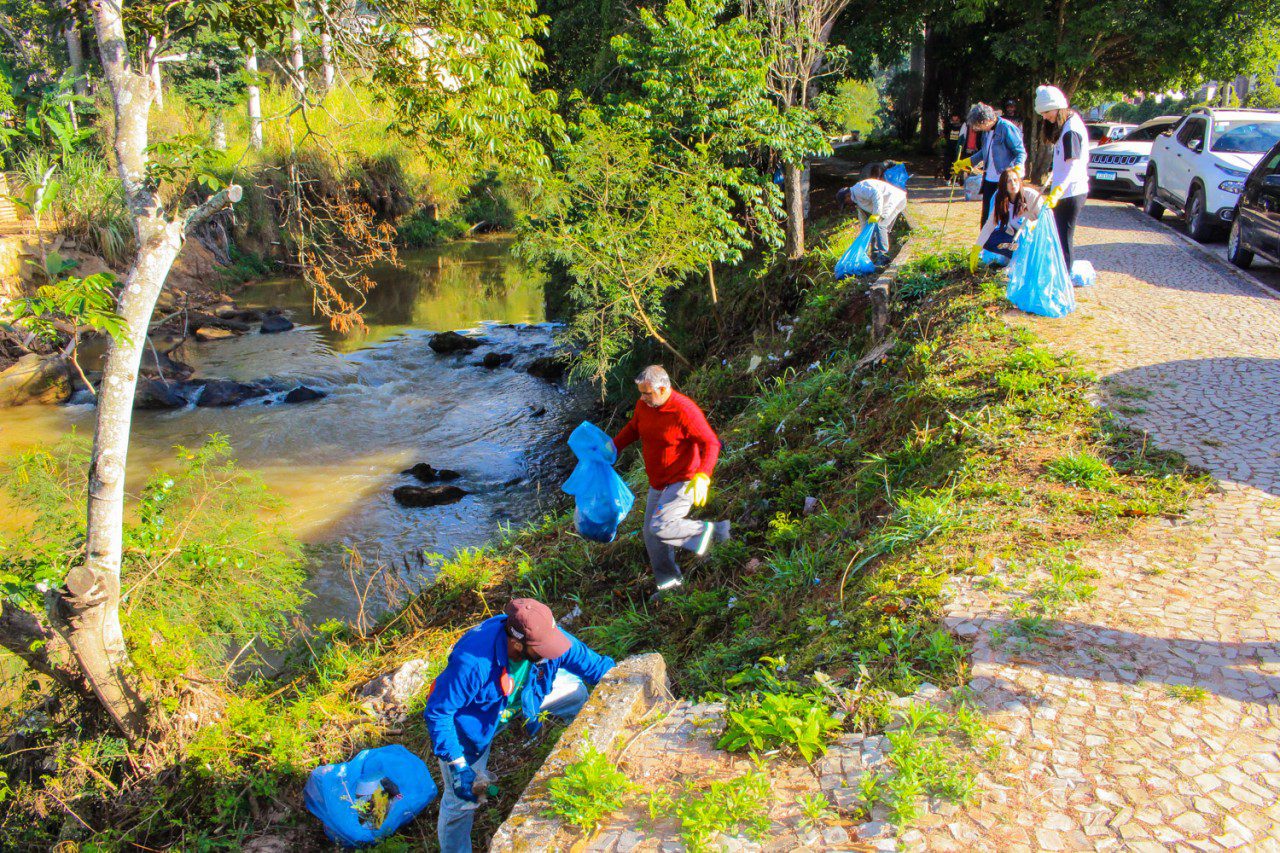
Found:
[558,632,615,686]
[612,410,639,455]
[1006,121,1026,170]
[424,653,483,763]
[1024,187,1045,221]
[679,399,722,475]
[852,183,881,218]
[1060,127,1083,164]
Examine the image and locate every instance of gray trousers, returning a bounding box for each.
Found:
[859,196,907,255]
[644,481,710,586]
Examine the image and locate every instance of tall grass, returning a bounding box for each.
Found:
[14,150,133,266]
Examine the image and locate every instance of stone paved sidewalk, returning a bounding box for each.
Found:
[908,185,1280,850]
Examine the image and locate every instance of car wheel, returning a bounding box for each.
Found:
[1142,171,1165,220]
[1227,218,1254,269]
[1186,185,1216,242]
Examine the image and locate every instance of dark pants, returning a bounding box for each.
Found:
[979,179,999,227]
[1052,194,1085,269]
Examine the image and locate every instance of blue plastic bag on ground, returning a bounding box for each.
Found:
[884,163,910,189]
[834,221,877,279]
[1006,219,1076,318]
[304,745,437,848]
[1071,260,1096,287]
[563,422,635,543]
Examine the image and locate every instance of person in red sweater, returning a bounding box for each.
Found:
[613,365,730,593]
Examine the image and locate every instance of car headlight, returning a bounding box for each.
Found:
[1214,163,1248,178]
[1219,180,1245,194]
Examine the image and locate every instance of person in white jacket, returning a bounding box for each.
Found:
[1034,84,1090,269]
[837,162,907,263]
[970,168,1044,270]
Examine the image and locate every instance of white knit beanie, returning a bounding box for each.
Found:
[1035,85,1069,115]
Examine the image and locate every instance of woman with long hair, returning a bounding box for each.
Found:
[1035,85,1091,269]
[971,168,1044,269]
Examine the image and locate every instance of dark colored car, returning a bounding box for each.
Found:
[1228,139,1280,269]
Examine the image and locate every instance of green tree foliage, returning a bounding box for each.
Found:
[814,78,880,137]
[0,436,309,677]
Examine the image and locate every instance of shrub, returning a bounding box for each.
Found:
[718,689,841,762]
[431,547,500,594]
[544,746,632,833]
[672,772,772,852]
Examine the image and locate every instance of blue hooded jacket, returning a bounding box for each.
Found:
[423,615,615,764]
[971,117,1026,176]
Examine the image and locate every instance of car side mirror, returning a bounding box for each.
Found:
[1264,174,1280,189]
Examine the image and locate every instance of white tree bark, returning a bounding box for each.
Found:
[147,34,163,108]
[211,112,227,150]
[246,48,264,150]
[57,0,243,741]
[291,19,307,101]
[63,2,88,96]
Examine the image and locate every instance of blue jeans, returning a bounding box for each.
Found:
[436,671,589,853]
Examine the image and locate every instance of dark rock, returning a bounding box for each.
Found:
[526,356,568,381]
[528,405,547,418]
[215,306,263,323]
[139,347,194,381]
[393,484,468,507]
[134,378,188,410]
[502,477,524,487]
[196,380,269,407]
[260,313,295,334]
[402,463,461,483]
[283,385,326,404]
[189,312,252,333]
[482,351,514,369]
[0,354,72,406]
[429,331,482,354]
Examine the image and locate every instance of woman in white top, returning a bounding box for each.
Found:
[1034,85,1090,269]
[971,168,1044,269]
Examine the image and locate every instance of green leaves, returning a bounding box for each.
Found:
[544,746,633,833]
[717,686,842,762]
[10,270,129,345]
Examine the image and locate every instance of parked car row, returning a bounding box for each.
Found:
[1086,116,1181,198]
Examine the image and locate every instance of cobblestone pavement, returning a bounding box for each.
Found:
[909,182,1280,850]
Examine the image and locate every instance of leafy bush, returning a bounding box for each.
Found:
[544,746,632,833]
[718,689,841,762]
[397,207,467,247]
[431,547,500,594]
[671,772,772,852]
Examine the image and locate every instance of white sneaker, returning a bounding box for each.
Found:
[656,576,683,591]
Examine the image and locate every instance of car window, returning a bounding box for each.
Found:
[1126,124,1172,142]
[1087,125,1107,141]
[1211,120,1280,154]
[1176,118,1206,151]
[1265,149,1280,174]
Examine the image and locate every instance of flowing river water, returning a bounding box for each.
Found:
[0,238,591,624]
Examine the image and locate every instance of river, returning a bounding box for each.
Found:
[0,238,590,624]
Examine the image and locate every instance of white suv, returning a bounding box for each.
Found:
[1143,107,1280,241]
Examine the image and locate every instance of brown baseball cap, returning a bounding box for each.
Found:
[503,598,572,660]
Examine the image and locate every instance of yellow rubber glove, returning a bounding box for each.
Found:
[968,244,981,273]
[684,473,710,507]
[951,157,972,177]
[1045,185,1065,209]
[868,214,881,223]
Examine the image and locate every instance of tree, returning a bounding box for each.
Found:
[743,0,850,259]
[0,0,565,742]
[169,31,246,151]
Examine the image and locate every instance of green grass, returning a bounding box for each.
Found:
[1046,451,1115,490]
[1164,684,1209,703]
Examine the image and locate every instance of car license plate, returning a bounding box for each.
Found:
[1096,170,1117,181]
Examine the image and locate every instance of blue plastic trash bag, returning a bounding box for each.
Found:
[963,174,983,202]
[834,221,877,279]
[304,745,437,848]
[980,249,1010,267]
[563,422,635,543]
[1071,260,1096,287]
[1006,219,1076,318]
[884,163,910,189]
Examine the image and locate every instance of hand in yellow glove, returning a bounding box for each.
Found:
[1045,185,1065,209]
[684,473,710,507]
[968,244,981,273]
[868,214,881,223]
[951,157,972,177]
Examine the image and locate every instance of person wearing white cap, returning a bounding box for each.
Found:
[1034,84,1090,269]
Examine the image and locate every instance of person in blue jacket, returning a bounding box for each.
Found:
[953,102,1026,226]
[425,598,615,852]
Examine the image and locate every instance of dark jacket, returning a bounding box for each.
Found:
[424,615,615,764]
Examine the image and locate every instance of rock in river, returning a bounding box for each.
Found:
[402,463,461,483]
[482,351,514,369]
[260,312,295,334]
[0,354,71,406]
[283,385,326,404]
[526,355,568,381]
[196,379,269,407]
[195,326,240,342]
[135,378,189,410]
[429,331,482,354]
[393,484,468,507]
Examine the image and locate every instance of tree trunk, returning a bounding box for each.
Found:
[0,600,82,691]
[211,112,227,150]
[783,161,805,259]
[291,22,306,101]
[320,10,335,92]
[147,35,163,108]
[246,49,264,150]
[917,25,943,155]
[63,4,87,96]
[899,37,925,143]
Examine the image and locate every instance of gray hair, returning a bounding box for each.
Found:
[635,365,671,388]
[966,103,998,127]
